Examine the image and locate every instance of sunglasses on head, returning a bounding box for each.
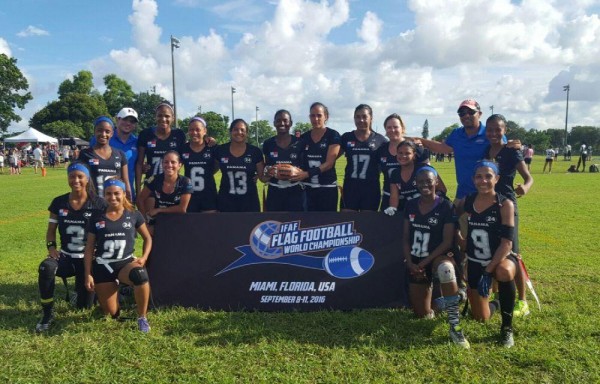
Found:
[458,109,477,117]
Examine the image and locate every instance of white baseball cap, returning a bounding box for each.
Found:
[116,107,139,121]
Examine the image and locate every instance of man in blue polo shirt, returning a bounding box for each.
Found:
[419,99,495,199]
[89,107,139,199]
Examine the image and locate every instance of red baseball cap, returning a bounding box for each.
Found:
[457,99,481,112]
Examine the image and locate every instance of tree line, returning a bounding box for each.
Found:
[2,53,599,150]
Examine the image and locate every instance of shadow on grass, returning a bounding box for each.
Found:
[160,308,446,350]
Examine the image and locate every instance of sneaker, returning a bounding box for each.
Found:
[513,300,530,317]
[458,287,468,303]
[450,325,470,349]
[137,317,151,333]
[35,312,54,333]
[500,326,514,348]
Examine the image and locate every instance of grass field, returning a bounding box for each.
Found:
[0,157,599,383]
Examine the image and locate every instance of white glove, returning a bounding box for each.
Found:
[384,206,397,216]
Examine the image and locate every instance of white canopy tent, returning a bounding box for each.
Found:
[4,127,58,144]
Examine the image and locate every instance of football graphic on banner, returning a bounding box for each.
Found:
[323,246,375,279]
[249,220,283,259]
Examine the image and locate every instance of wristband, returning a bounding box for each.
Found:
[46,241,57,250]
[308,167,321,177]
[48,218,58,224]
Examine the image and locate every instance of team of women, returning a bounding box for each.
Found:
[38,101,533,348]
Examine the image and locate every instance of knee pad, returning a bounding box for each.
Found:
[39,258,58,279]
[128,267,149,286]
[437,261,456,284]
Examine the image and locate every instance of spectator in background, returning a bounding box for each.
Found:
[524,144,534,171]
[62,145,70,167]
[576,142,588,172]
[33,144,44,174]
[542,147,555,173]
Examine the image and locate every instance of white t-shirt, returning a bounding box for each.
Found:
[546,149,555,159]
[33,147,43,161]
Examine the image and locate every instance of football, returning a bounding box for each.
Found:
[322,246,375,279]
[275,163,293,180]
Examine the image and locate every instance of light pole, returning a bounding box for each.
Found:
[170,35,180,128]
[255,106,259,146]
[490,105,494,115]
[563,84,570,147]
[231,87,236,121]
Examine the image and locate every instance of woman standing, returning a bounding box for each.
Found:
[484,114,534,317]
[136,102,186,194]
[36,162,107,332]
[456,161,517,348]
[298,102,341,211]
[84,179,153,333]
[137,151,193,234]
[180,117,218,212]
[78,117,131,199]
[215,119,265,212]
[262,110,305,211]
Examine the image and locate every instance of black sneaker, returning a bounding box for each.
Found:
[450,325,470,349]
[35,312,54,333]
[500,326,514,348]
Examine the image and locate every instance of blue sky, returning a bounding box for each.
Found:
[2,0,600,136]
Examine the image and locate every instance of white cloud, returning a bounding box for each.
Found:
[16,25,49,37]
[0,38,11,56]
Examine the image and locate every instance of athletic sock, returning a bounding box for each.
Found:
[498,280,516,328]
[443,294,460,328]
[41,302,53,317]
[489,299,500,317]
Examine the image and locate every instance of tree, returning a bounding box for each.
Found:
[569,126,600,150]
[249,120,276,147]
[131,90,168,131]
[505,120,527,142]
[0,54,33,132]
[422,119,429,139]
[103,74,135,116]
[545,129,565,148]
[42,120,84,139]
[30,93,108,139]
[293,122,312,135]
[58,70,94,99]
[432,123,458,142]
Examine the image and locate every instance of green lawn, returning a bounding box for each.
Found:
[0,156,599,383]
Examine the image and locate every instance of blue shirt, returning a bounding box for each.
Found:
[445,123,501,199]
[89,133,138,199]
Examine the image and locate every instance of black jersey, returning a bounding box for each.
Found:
[464,193,509,266]
[262,136,304,187]
[300,128,341,187]
[137,128,186,177]
[78,147,127,197]
[377,144,400,195]
[215,143,263,198]
[404,197,456,258]
[49,194,107,257]
[340,131,387,183]
[484,145,524,202]
[89,210,145,261]
[144,173,193,208]
[180,142,217,195]
[390,166,421,210]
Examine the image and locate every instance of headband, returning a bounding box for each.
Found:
[190,116,207,127]
[94,116,115,129]
[416,165,438,177]
[103,178,126,191]
[156,103,174,113]
[67,163,90,179]
[474,160,499,175]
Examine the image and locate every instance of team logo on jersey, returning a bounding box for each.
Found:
[182,153,190,159]
[244,157,252,163]
[122,221,132,229]
[221,157,229,164]
[380,157,387,163]
[169,142,177,148]
[409,214,415,222]
[217,220,373,280]
[114,162,121,168]
[320,142,327,148]
[290,153,298,159]
[270,151,278,158]
[84,212,92,218]
[368,142,376,149]
[96,221,105,229]
[486,216,497,223]
[175,195,181,202]
[59,209,69,216]
[428,217,439,225]
[203,153,211,159]
[89,158,99,165]
[148,140,157,148]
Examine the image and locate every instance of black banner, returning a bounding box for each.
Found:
[147,212,407,311]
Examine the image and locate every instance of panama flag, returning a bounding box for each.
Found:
[96,221,105,229]
[59,209,69,216]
